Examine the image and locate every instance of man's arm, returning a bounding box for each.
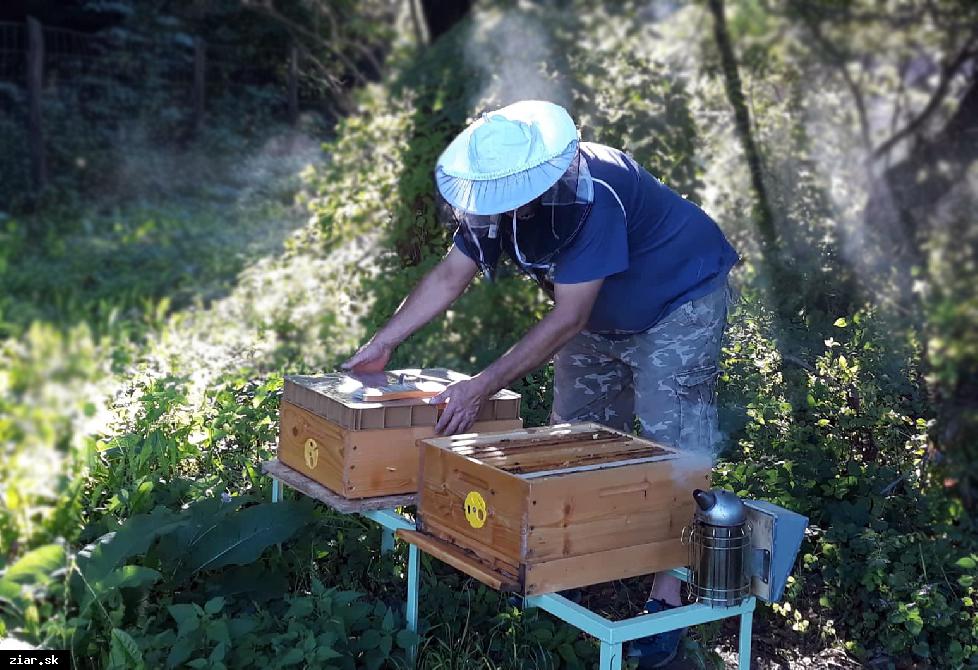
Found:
[433,279,603,434]
[342,246,478,371]
[479,279,603,394]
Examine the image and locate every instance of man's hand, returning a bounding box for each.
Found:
[432,377,490,435]
[341,339,393,373]
[340,247,477,374]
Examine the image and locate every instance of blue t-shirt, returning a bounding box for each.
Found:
[453,142,739,333]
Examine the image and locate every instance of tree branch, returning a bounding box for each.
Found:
[798,13,873,150]
[319,3,384,77]
[244,0,371,86]
[872,33,978,160]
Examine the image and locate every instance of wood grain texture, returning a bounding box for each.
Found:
[525,455,709,562]
[345,419,522,498]
[523,537,689,595]
[260,460,416,512]
[417,443,529,566]
[283,373,521,430]
[278,401,347,494]
[412,422,711,594]
[397,530,520,591]
[278,399,520,498]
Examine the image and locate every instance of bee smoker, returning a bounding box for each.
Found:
[684,488,809,609]
[685,488,752,607]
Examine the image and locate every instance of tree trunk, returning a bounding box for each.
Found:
[191,37,206,136]
[288,44,299,124]
[706,0,780,268]
[418,0,471,42]
[408,0,428,46]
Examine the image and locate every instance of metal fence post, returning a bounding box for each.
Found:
[26,16,47,193]
[192,36,206,135]
[287,44,298,124]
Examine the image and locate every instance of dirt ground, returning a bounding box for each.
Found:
[573,577,866,670]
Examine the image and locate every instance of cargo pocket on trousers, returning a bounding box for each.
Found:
[674,364,720,451]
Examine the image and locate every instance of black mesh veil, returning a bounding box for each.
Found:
[437,150,594,285]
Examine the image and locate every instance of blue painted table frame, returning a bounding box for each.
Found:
[268,473,754,669]
[269,476,421,663]
[524,575,754,669]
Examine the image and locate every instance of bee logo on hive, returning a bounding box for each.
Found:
[464,491,487,529]
[304,438,319,470]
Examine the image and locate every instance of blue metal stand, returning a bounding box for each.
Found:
[524,569,755,669]
[270,472,753,669]
[269,477,420,664]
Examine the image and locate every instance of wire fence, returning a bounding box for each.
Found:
[1,18,309,195]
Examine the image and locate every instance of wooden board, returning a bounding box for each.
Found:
[278,401,347,494]
[522,537,689,595]
[261,460,416,512]
[397,529,520,592]
[284,371,521,430]
[525,455,709,562]
[425,423,665,475]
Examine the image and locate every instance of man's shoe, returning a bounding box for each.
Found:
[624,599,683,668]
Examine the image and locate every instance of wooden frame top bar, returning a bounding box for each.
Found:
[423,423,674,478]
[287,370,520,411]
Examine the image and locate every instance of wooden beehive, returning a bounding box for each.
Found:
[277,369,523,499]
[400,423,711,595]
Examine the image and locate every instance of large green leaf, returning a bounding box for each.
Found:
[151,496,245,575]
[107,628,145,670]
[0,580,21,604]
[168,603,202,638]
[2,544,65,586]
[80,566,162,614]
[72,507,185,596]
[166,636,197,670]
[202,563,287,602]
[178,500,313,579]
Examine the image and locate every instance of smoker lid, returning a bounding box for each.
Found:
[693,488,747,526]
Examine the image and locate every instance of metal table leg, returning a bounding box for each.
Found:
[526,583,756,670]
[599,641,622,670]
[360,509,420,666]
[739,600,755,670]
[268,480,420,665]
[381,528,396,554]
[406,543,420,660]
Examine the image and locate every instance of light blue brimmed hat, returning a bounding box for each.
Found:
[435,100,579,215]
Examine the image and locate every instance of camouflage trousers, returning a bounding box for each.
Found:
[552,284,731,452]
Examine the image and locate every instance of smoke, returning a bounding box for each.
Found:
[463,9,571,111]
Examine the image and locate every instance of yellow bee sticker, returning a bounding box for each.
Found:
[464,491,488,529]
[304,438,319,470]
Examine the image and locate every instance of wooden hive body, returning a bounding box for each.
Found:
[406,423,710,594]
[277,370,522,499]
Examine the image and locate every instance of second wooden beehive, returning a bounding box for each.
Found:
[400,423,711,594]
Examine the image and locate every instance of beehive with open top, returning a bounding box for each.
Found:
[277,369,523,499]
[399,423,710,594]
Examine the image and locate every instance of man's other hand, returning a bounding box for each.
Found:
[432,378,489,435]
[341,339,393,373]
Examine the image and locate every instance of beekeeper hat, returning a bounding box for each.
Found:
[435,100,579,215]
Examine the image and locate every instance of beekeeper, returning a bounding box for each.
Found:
[343,100,738,668]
